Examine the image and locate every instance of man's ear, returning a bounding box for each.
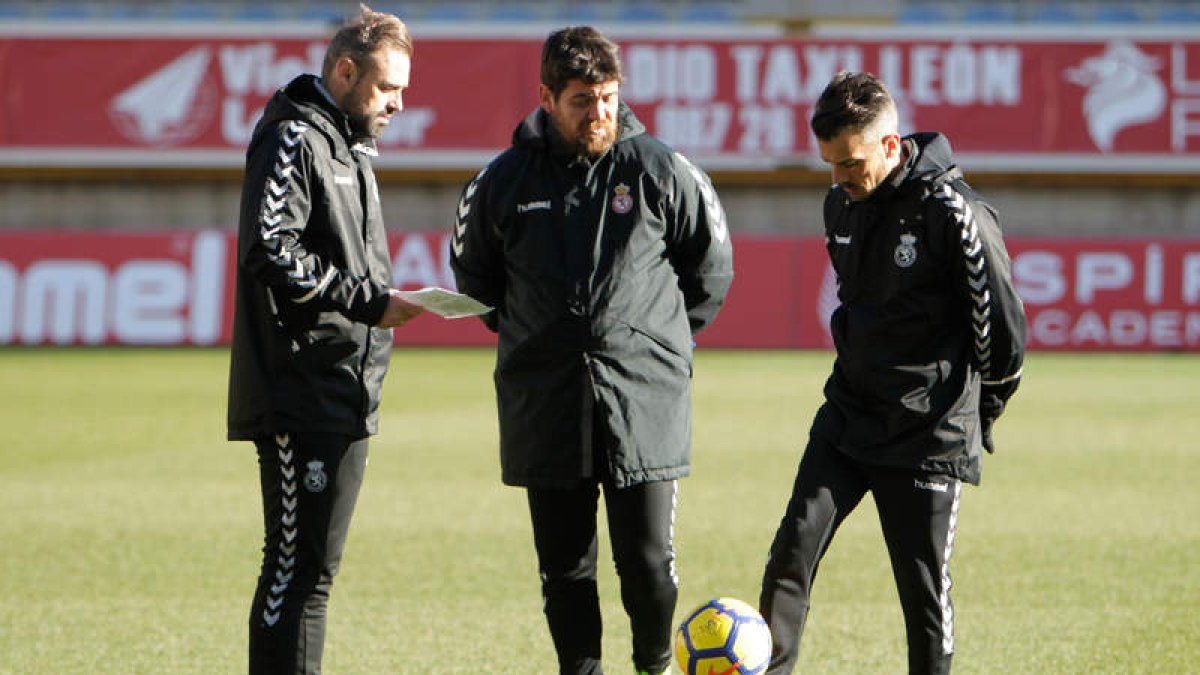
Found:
[882,133,903,160]
[538,84,554,114]
[334,55,358,88]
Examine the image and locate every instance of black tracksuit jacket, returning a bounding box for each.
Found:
[227,74,393,441]
[815,132,1026,484]
[450,103,734,489]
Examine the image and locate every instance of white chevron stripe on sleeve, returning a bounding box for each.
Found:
[266,178,288,198]
[257,121,320,291]
[452,165,488,258]
[938,183,993,377]
[675,151,727,243]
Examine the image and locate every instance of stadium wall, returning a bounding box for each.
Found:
[1,177,1197,237]
[3,230,1199,351]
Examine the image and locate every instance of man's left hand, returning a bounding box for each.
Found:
[377,291,424,328]
[981,416,996,454]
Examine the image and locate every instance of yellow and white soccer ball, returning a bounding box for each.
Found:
[674,597,772,675]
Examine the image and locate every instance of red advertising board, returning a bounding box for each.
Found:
[2,230,1198,351]
[1008,238,1200,350]
[1,26,1198,171]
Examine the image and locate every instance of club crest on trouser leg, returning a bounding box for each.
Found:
[304,460,328,492]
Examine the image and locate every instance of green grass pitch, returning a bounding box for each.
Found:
[0,348,1197,674]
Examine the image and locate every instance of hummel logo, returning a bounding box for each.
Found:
[914,478,949,493]
[834,234,852,244]
[517,200,551,213]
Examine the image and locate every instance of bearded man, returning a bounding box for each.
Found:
[228,6,424,673]
[449,26,734,675]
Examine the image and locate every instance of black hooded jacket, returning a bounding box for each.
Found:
[227,74,394,440]
[450,103,734,489]
[816,132,1026,484]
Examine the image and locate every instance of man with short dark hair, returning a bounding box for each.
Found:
[227,6,422,673]
[450,26,734,675]
[758,71,1026,674]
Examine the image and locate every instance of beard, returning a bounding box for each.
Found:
[340,85,387,140]
[579,119,617,156]
[347,110,385,139]
[554,115,617,158]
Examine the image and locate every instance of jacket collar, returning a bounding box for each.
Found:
[258,75,379,161]
[512,101,646,164]
[868,132,958,203]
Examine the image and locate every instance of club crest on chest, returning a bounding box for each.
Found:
[610,183,633,214]
[895,233,918,268]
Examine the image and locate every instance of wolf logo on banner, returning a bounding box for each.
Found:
[1066,41,1166,152]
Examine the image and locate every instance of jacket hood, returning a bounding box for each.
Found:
[511,101,646,156]
[903,131,956,180]
[874,131,959,201]
[249,74,369,160]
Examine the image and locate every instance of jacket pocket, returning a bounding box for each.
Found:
[893,360,950,415]
[622,320,692,378]
[291,313,360,374]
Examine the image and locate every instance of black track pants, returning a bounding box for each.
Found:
[527,479,679,675]
[249,432,368,675]
[759,435,961,675]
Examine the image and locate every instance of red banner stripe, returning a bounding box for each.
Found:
[2,231,1199,351]
[2,31,1199,171]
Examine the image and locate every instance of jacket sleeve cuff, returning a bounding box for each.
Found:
[359,292,391,327]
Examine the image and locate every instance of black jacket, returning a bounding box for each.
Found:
[817,132,1025,484]
[227,74,394,440]
[450,103,734,488]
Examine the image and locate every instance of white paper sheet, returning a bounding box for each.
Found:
[393,287,492,319]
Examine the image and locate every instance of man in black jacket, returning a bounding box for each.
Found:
[758,72,1026,674]
[450,26,733,675]
[227,6,422,673]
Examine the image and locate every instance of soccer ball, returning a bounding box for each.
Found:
[674,597,772,675]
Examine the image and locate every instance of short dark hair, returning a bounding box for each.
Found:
[810,71,898,141]
[321,4,413,81]
[540,26,622,98]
